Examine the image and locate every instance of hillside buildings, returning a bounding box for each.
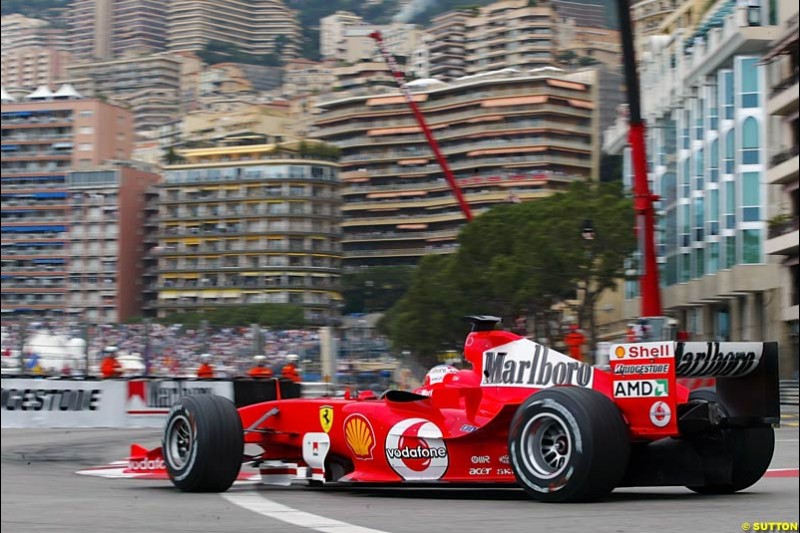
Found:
[153,140,342,325]
[0,91,154,320]
[315,70,599,268]
[602,0,797,374]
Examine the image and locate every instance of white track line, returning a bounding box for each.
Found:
[221,491,390,533]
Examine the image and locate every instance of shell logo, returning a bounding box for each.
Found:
[614,346,626,359]
[344,414,375,460]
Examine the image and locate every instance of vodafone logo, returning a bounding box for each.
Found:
[128,458,165,471]
[649,401,672,427]
[385,418,449,480]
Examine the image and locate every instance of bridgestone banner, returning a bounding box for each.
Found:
[1,379,126,428]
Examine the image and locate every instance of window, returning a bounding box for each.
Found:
[740,58,759,107]
[707,242,719,273]
[79,110,93,118]
[709,80,719,130]
[695,99,704,140]
[724,130,735,173]
[682,110,690,149]
[708,189,719,236]
[694,197,704,241]
[742,172,760,222]
[79,126,93,134]
[694,248,705,278]
[725,180,736,229]
[681,253,691,282]
[682,158,691,197]
[695,148,704,189]
[709,139,719,182]
[725,236,736,268]
[741,117,759,164]
[741,229,760,263]
[722,71,734,120]
[79,143,92,151]
[681,204,690,247]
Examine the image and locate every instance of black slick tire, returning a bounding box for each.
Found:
[162,394,244,492]
[508,387,630,503]
[686,389,774,494]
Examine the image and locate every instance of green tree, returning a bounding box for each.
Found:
[342,266,415,314]
[158,303,305,328]
[382,182,635,364]
[380,255,469,369]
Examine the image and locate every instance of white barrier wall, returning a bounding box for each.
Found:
[1,378,234,429]
[1,379,126,428]
[125,379,234,428]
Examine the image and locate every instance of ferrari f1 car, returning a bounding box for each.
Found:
[132,316,780,503]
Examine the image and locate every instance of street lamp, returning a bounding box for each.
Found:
[580,219,597,363]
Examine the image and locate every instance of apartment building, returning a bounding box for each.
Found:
[1,93,133,318]
[63,53,194,132]
[631,0,683,48]
[315,70,598,268]
[1,47,72,91]
[603,0,794,373]
[154,140,342,325]
[68,0,170,61]
[66,164,160,322]
[464,0,559,74]
[763,11,799,373]
[182,103,293,145]
[167,0,300,59]
[426,11,470,81]
[1,14,69,51]
[551,0,608,28]
[320,11,365,59]
[282,59,336,98]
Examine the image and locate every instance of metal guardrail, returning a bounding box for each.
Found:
[780,379,799,406]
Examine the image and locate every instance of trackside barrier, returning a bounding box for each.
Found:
[1,379,125,428]
[1,377,301,428]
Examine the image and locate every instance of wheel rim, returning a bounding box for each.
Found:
[166,414,193,470]
[521,413,572,479]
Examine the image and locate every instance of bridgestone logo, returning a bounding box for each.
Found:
[386,446,447,460]
[481,340,594,388]
[614,364,670,376]
[676,342,763,378]
[1,388,101,411]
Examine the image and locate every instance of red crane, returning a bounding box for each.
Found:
[369,31,473,222]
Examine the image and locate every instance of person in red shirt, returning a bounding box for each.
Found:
[281,354,301,383]
[196,353,214,379]
[563,325,586,363]
[100,346,122,378]
[247,355,273,378]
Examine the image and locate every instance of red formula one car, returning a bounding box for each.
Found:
[132,316,780,503]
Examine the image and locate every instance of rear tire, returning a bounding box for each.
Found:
[163,395,244,492]
[508,387,630,503]
[686,389,774,494]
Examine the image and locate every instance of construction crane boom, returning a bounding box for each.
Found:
[369,30,473,222]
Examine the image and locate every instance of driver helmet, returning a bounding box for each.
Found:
[423,364,459,387]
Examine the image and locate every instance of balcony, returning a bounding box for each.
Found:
[767,146,799,185]
[767,69,799,116]
[684,8,776,85]
[765,216,799,256]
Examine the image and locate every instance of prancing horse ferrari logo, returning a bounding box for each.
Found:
[319,405,334,433]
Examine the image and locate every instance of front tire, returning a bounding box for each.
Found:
[508,387,630,503]
[163,394,244,492]
[686,389,774,494]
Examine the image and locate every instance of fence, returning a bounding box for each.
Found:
[1,321,321,379]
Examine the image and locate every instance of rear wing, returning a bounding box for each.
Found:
[609,341,780,439]
[676,341,780,426]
